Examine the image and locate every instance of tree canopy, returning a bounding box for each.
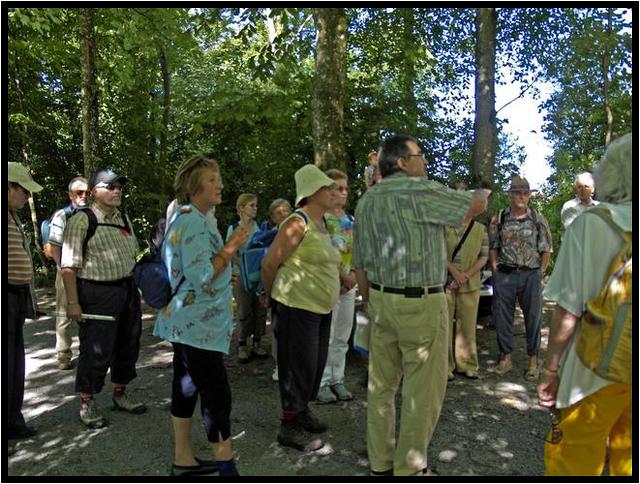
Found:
[6,7,632,275]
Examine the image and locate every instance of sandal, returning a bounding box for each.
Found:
[524,366,540,381]
[495,359,512,375]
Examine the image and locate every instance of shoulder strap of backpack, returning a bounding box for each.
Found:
[293,209,309,226]
[73,208,99,261]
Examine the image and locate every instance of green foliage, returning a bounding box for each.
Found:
[7,7,632,274]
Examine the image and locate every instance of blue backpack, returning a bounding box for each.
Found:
[133,213,185,309]
[41,204,75,259]
[238,211,308,293]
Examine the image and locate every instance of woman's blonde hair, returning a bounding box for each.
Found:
[236,193,257,212]
[173,155,219,204]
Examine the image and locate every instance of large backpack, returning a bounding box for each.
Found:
[133,212,185,309]
[41,204,75,259]
[576,208,631,385]
[238,210,308,293]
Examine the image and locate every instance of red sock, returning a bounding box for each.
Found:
[113,386,125,398]
[80,394,92,406]
[282,411,299,422]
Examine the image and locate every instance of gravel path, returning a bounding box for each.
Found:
[8,287,554,477]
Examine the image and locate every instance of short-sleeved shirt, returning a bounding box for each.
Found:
[560,197,599,228]
[48,206,73,246]
[325,212,354,273]
[543,202,631,408]
[60,203,139,281]
[154,207,233,353]
[8,211,34,285]
[488,207,553,268]
[445,221,489,293]
[271,211,342,314]
[352,173,471,287]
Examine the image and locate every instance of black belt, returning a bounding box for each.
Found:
[369,282,444,298]
[77,276,133,286]
[498,264,536,273]
[8,283,30,295]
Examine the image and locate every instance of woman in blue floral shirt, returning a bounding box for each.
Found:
[154,155,250,477]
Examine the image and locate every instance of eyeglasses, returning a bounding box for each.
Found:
[544,409,563,444]
[405,152,426,161]
[72,190,89,196]
[95,182,124,191]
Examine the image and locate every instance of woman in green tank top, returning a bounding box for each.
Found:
[261,164,341,452]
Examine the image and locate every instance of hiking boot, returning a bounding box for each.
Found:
[58,358,74,370]
[80,399,107,429]
[238,346,250,363]
[277,421,324,452]
[112,393,147,414]
[296,407,327,433]
[8,424,37,440]
[251,345,269,359]
[330,383,353,401]
[57,352,74,370]
[316,385,337,404]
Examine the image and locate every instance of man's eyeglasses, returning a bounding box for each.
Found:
[95,182,124,191]
[72,190,89,196]
[405,152,426,161]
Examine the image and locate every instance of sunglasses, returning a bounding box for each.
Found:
[95,182,124,191]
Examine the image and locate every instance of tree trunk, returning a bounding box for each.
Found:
[400,8,418,135]
[80,8,99,178]
[602,8,614,146]
[312,8,348,171]
[159,46,171,209]
[472,8,497,188]
[12,53,48,271]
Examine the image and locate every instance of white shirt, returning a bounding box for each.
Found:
[543,202,631,408]
[560,197,599,228]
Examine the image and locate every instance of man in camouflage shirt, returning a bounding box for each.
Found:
[489,176,553,381]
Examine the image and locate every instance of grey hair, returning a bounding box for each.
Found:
[68,176,88,191]
[574,172,594,186]
[593,133,632,203]
[269,198,291,215]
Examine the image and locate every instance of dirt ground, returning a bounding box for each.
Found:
[7,286,556,478]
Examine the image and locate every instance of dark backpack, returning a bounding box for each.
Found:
[73,207,132,260]
[133,213,185,309]
[238,210,308,293]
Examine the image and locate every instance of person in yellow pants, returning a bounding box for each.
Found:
[537,133,632,476]
[444,181,488,380]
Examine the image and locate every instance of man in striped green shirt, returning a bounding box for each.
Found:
[353,135,489,476]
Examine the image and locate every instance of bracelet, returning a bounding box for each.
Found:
[541,366,559,375]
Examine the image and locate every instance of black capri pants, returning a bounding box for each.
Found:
[171,342,231,443]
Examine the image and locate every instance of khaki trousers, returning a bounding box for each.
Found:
[55,269,74,357]
[367,288,448,476]
[445,288,480,375]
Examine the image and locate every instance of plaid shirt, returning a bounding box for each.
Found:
[61,203,139,281]
[353,173,471,287]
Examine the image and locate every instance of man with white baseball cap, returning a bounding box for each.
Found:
[8,162,43,440]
